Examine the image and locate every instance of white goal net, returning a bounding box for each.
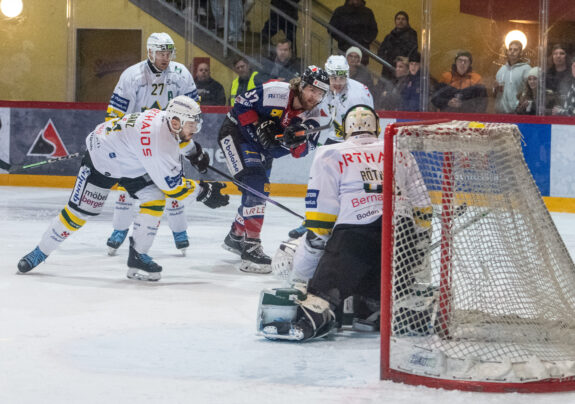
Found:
[382,120,575,390]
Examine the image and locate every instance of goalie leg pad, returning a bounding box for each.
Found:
[258,288,306,340]
[393,286,439,336]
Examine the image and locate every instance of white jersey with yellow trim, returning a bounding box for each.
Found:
[86,109,197,199]
[319,78,374,144]
[303,135,430,238]
[106,60,199,120]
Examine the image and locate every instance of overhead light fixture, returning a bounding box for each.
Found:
[505,30,527,49]
[1,0,23,18]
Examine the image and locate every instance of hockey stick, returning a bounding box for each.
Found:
[2,152,83,172]
[206,165,305,220]
[429,207,490,251]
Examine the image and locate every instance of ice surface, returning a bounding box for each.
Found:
[1,186,575,403]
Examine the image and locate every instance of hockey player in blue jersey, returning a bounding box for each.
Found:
[218,66,330,274]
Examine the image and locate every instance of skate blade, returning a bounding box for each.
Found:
[126,267,161,282]
[221,242,242,256]
[107,247,119,256]
[261,325,303,341]
[179,248,187,257]
[239,260,272,274]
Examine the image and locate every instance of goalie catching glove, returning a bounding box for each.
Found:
[196,180,229,209]
[256,120,282,148]
[186,143,210,174]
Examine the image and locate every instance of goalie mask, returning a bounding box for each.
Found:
[147,32,176,65]
[165,96,203,136]
[342,105,380,140]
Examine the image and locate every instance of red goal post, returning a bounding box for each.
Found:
[380,120,575,393]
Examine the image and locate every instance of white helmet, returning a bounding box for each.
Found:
[271,239,301,281]
[147,32,176,64]
[165,96,202,135]
[343,105,380,139]
[325,55,349,77]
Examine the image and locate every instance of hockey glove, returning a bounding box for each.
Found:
[187,143,210,174]
[256,120,282,148]
[281,123,308,148]
[196,180,229,209]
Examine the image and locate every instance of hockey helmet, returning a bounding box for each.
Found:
[342,104,380,139]
[147,32,176,64]
[165,96,203,135]
[271,238,301,281]
[325,55,349,78]
[300,65,330,93]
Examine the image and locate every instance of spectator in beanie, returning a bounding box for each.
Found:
[346,46,374,93]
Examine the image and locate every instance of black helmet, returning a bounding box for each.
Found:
[300,65,330,93]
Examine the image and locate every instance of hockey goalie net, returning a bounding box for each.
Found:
[381,120,575,392]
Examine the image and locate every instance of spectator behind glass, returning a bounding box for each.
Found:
[494,40,531,114]
[261,39,301,81]
[229,57,264,106]
[377,11,418,80]
[431,51,487,113]
[546,44,572,106]
[345,46,374,94]
[328,0,378,65]
[261,0,300,56]
[401,51,431,111]
[376,56,409,110]
[516,67,556,115]
[195,62,226,106]
[552,56,575,116]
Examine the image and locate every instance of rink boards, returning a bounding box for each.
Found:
[0,103,574,211]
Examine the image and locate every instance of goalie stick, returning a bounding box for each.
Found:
[0,152,82,172]
[429,207,490,251]
[206,165,305,220]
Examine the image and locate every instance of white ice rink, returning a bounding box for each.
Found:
[2,186,575,403]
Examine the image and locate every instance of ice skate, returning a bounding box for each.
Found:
[17,246,48,274]
[172,230,189,256]
[107,229,128,256]
[288,224,307,239]
[126,237,162,281]
[239,238,272,274]
[222,231,244,256]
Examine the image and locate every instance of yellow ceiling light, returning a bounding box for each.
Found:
[1,0,23,18]
[505,30,527,49]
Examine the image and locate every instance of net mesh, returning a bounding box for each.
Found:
[387,121,575,382]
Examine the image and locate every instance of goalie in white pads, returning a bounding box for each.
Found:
[105,32,204,256]
[17,96,229,282]
[258,105,434,341]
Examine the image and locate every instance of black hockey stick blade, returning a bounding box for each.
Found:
[206,165,305,220]
[0,158,11,171]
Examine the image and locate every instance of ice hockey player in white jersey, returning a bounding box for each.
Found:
[320,55,374,145]
[287,55,374,239]
[258,105,432,341]
[105,32,201,256]
[17,96,229,282]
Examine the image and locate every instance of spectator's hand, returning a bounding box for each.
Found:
[552,105,563,115]
[448,97,462,109]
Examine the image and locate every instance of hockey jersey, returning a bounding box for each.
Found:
[303,135,430,238]
[106,60,199,120]
[230,81,325,159]
[86,109,198,200]
[318,78,373,143]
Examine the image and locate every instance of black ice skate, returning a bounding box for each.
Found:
[239,238,272,274]
[172,230,189,256]
[126,237,162,281]
[17,246,48,274]
[222,231,244,256]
